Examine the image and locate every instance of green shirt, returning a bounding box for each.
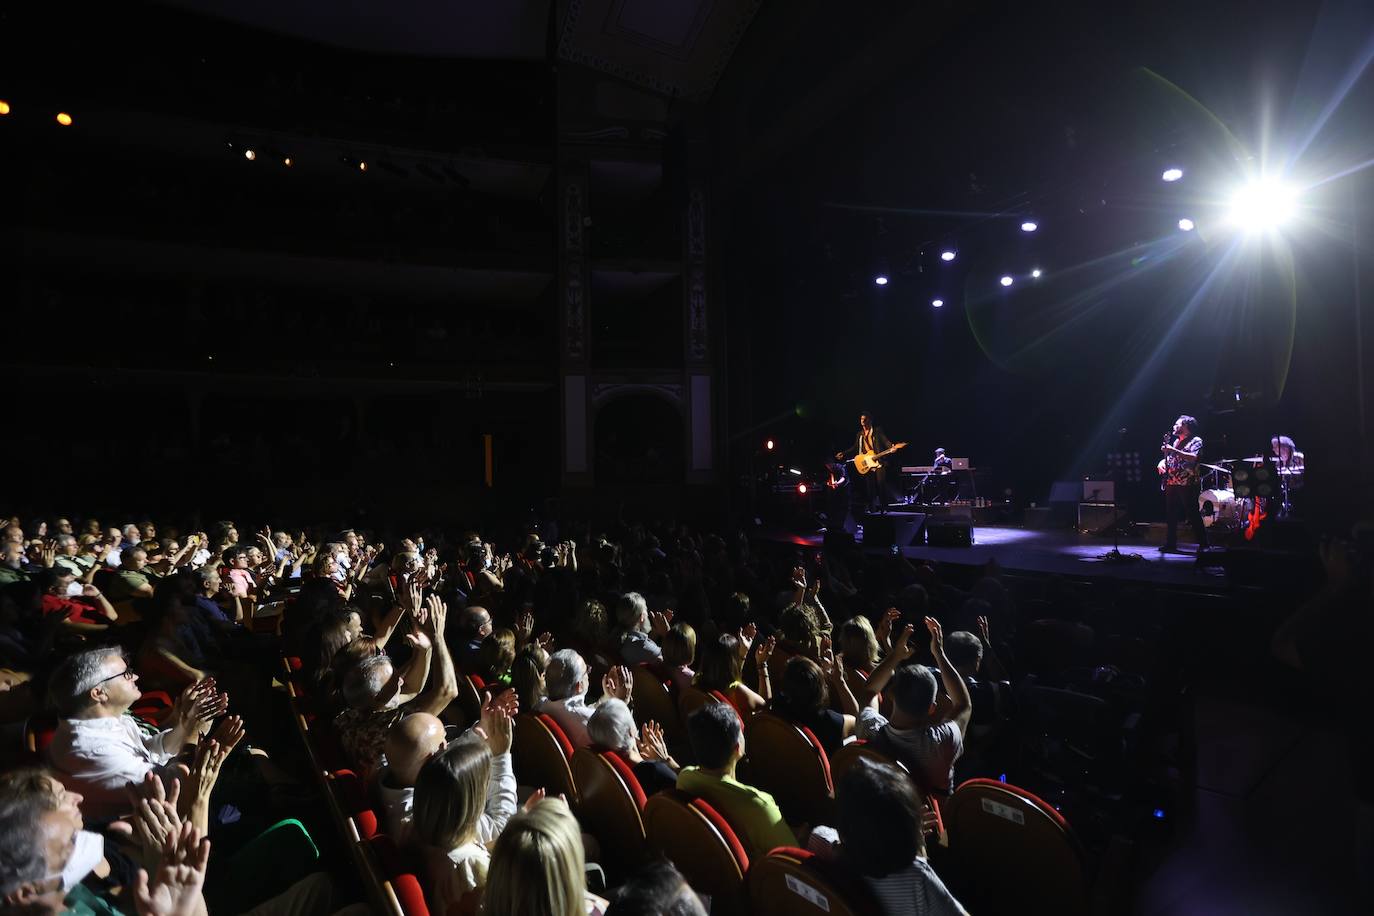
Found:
[63,883,121,916]
[106,569,151,601]
[676,767,797,857]
[0,566,28,586]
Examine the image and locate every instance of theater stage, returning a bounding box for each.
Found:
[762,521,1235,589]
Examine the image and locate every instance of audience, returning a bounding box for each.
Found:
[836,757,969,915]
[857,619,971,797]
[677,701,797,857]
[659,622,697,692]
[537,649,632,748]
[615,592,671,665]
[485,796,609,916]
[587,699,679,795]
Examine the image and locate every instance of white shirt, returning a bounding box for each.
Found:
[49,715,178,821]
[537,694,594,749]
[378,750,517,844]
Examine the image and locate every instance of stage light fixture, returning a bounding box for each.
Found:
[55,112,73,126]
[1020,221,1037,233]
[244,149,256,161]
[798,484,808,495]
[788,468,802,476]
[283,157,293,167]
[765,439,775,451]
[931,298,944,308]
[1000,275,1014,287]
[1226,179,1296,232]
[1178,218,1195,231]
[359,161,368,172]
[940,250,956,262]
[0,101,10,116]
[1031,269,1042,278]
[1162,168,1183,182]
[874,275,889,286]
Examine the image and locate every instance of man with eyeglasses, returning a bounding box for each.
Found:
[47,647,224,821]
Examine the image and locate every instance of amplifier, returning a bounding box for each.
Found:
[1078,502,1128,535]
[926,518,974,547]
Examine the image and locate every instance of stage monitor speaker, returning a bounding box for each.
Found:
[1078,503,1129,536]
[862,512,927,547]
[926,518,974,547]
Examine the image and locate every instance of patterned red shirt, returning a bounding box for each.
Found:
[1163,436,1203,486]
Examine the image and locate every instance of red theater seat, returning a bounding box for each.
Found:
[644,790,750,916]
[744,712,835,826]
[747,846,880,916]
[511,712,579,804]
[571,747,647,879]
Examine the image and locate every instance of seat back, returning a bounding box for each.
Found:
[632,664,684,745]
[747,846,878,916]
[447,673,483,731]
[644,790,749,916]
[944,778,1089,916]
[511,713,579,804]
[571,748,647,879]
[744,712,834,826]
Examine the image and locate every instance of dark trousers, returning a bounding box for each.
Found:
[1164,483,1208,550]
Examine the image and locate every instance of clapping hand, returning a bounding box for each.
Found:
[649,609,672,639]
[754,634,777,665]
[479,690,515,756]
[132,821,211,916]
[976,615,991,645]
[112,771,183,856]
[602,665,632,701]
[924,616,944,654]
[638,720,675,768]
[891,624,917,662]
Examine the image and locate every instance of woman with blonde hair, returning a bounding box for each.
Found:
[838,615,884,704]
[413,733,516,913]
[485,797,608,916]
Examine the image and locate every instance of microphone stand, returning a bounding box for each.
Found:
[1099,428,1143,563]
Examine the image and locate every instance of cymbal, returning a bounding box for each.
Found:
[1240,457,1267,464]
[1200,463,1232,473]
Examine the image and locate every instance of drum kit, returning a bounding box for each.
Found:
[1197,456,1302,530]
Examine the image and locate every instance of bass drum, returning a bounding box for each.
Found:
[1199,488,1237,528]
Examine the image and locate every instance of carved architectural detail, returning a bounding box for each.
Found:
[591,382,684,407]
[564,181,584,254]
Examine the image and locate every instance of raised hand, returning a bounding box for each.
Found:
[483,687,519,719]
[602,665,631,701]
[754,635,776,666]
[976,615,991,645]
[479,693,514,756]
[515,611,535,642]
[425,594,448,636]
[132,821,211,916]
[638,720,671,763]
[521,787,547,813]
[891,624,917,662]
[649,610,671,639]
[791,566,807,590]
[403,629,433,652]
[924,616,944,654]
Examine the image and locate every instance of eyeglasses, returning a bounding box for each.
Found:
[95,667,136,686]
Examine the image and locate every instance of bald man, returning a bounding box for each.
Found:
[377,712,447,839]
[376,691,519,842]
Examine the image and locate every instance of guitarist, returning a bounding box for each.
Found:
[1156,414,1209,555]
[836,412,897,511]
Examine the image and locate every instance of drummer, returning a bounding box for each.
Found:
[1271,435,1304,472]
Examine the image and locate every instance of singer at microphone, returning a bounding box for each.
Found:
[1156,414,1208,555]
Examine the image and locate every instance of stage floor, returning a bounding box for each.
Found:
[764,523,1230,588]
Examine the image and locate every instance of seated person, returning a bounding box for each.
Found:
[510,644,548,713]
[103,548,155,602]
[46,647,222,820]
[37,568,117,628]
[836,757,969,915]
[660,622,697,693]
[768,655,860,758]
[615,592,671,665]
[857,620,970,798]
[676,701,796,858]
[693,632,770,716]
[451,605,493,672]
[377,690,518,840]
[536,650,631,749]
[485,797,609,916]
[604,858,707,916]
[473,628,516,688]
[413,725,517,913]
[334,596,458,777]
[587,699,679,796]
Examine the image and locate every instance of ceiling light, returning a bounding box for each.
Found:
[1162,168,1183,182]
[1020,221,1037,233]
[1000,276,1014,287]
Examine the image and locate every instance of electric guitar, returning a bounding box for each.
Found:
[850,442,908,475]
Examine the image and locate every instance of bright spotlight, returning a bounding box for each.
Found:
[797,484,808,495]
[1226,179,1297,231]
[765,439,775,451]
[999,276,1014,287]
[359,160,368,172]
[940,250,956,262]
[874,275,889,286]
[1178,218,1195,232]
[1031,269,1042,278]
[283,157,293,167]
[931,298,944,308]
[0,100,10,116]
[1161,168,1184,182]
[55,112,73,126]
[244,149,256,161]
[1020,221,1037,233]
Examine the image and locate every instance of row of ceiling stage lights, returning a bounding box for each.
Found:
[0,100,74,125]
